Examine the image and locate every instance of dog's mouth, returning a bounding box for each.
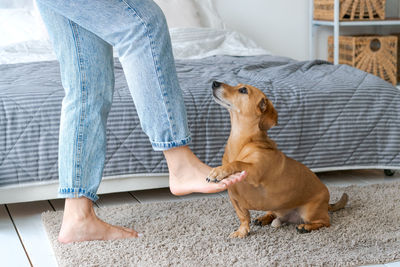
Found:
[212,89,237,111]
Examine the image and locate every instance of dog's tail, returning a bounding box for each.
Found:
[328,193,349,212]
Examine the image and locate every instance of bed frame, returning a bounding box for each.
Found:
[0,173,169,204]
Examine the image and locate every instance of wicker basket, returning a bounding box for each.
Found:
[314,0,386,21]
[328,35,397,85]
[390,33,400,82]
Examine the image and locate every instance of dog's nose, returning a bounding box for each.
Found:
[212,81,221,89]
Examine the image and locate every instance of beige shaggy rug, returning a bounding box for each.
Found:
[42,181,400,267]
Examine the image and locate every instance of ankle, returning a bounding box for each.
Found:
[164,146,196,173]
[63,197,96,221]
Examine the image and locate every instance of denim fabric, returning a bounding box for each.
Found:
[36,0,191,201]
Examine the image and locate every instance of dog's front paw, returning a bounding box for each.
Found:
[229,228,250,238]
[206,166,232,183]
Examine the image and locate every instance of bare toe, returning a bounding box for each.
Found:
[116,225,139,235]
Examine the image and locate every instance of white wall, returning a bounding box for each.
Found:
[215,0,310,61]
[215,0,400,61]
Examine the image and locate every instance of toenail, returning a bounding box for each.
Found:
[138,233,143,237]
[296,227,310,234]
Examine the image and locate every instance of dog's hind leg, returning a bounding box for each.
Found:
[253,211,276,226]
[296,201,330,234]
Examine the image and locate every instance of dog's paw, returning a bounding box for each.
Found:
[253,219,263,226]
[253,213,276,226]
[206,166,232,183]
[296,224,311,234]
[229,229,249,238]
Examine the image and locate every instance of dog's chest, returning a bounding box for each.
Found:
[223,139,251,162]
[223,147,249,165]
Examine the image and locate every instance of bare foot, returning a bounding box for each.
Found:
[164,146,247,195]
[58,198,138,243]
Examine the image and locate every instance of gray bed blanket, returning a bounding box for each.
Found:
[1,55,399,187]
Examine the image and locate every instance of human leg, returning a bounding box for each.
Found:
[35,0,190,151]
[37,1,115,202]
[36,1,137,242]
[37,0,246,197]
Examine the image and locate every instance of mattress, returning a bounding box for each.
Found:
[1,55,399,187]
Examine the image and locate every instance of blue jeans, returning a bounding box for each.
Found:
[36,0,191,201]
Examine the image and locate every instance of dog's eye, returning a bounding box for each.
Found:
[238,87,248,94]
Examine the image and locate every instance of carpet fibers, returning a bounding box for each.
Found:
[42,181,400,266]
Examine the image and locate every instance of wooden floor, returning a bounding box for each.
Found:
[1,170,400,267]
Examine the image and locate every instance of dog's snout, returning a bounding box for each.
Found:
[212,81,222,89]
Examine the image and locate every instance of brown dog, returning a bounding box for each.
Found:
[207,81,348,238]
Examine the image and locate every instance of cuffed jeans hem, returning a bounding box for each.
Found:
[151,135,192,151]
[58,187,99,202]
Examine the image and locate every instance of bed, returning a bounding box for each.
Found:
[1,0,399,204]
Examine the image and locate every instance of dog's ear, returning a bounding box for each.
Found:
[258,98,278,131]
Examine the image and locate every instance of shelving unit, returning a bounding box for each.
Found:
[309,0,400,64]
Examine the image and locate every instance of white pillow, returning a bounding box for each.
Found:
[153,0,203,28]
[0,9,48,47]
[192,0,225,29]
[0,40,55,64]
[170,28,269,59]
[153,0,225,29]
